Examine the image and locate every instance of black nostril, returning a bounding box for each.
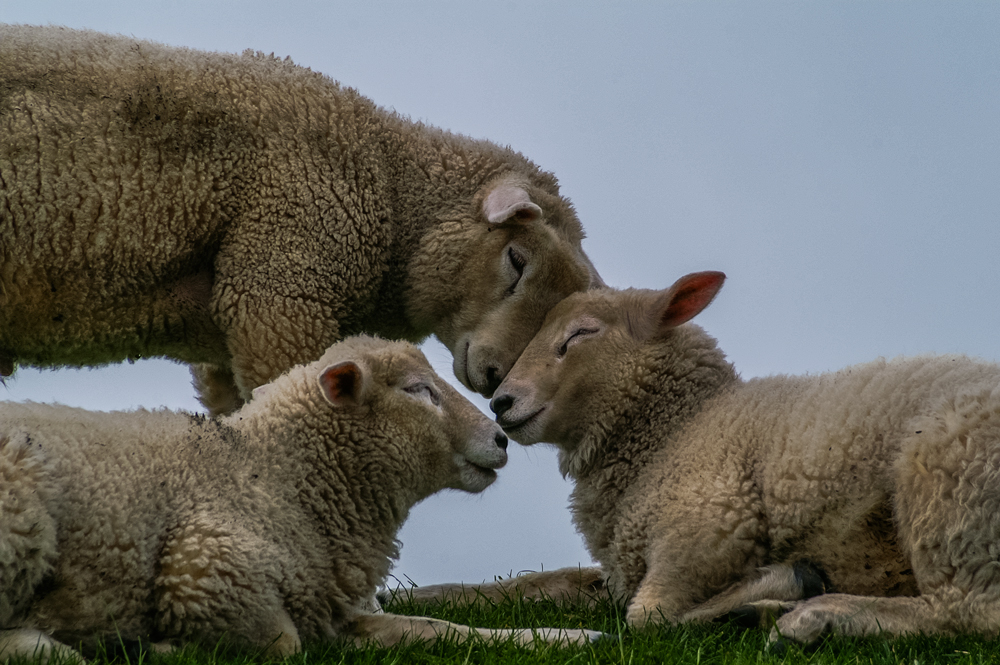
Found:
[495,431,508,450]
[490,393,514,417]
[484,366,502,395]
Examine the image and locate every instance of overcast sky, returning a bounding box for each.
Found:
[4,2,999,586]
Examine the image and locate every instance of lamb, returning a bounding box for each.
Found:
[402,271,1000,646]
[0,336,604,662]
[0,24,601,415]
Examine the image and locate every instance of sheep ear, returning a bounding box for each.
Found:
[651,271,726,333]
[318,361,369,407]
[483,184,543,224]
[251,384,270,400]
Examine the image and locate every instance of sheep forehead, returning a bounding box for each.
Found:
[539,289,621,333]
[315,336,427,371]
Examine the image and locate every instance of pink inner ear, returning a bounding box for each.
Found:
[660,271,726,328]
[319,362,362,406]
[484,184,543,224]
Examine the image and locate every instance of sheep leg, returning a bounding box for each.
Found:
[774,395,1000,647]
[625,479,771,628]
[0,629,84,664]
[190,363,244,416]
[771,594,943,645]
[346,612,607,647]
[256,608,302,659]
[382,566,609,607]
[155,520,301,656]
[680,560,827,626]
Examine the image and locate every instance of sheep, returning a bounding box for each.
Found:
[0,24,601,415]
[400,271,1000,646]
[0,336,604,662]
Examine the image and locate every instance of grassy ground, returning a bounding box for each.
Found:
[11,595,1000,665]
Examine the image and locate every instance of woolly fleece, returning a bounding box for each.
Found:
[0,336,601,659]
[408,273,1000,645]
[0,25,598,413]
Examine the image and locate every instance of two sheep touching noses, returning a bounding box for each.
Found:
[407,271,1000,647]
[0,337,603,661]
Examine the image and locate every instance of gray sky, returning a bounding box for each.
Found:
[4,2,999,585]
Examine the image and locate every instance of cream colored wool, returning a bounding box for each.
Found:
[0,336,602,662]
[404,272,1000,646]
[0,24,599,414]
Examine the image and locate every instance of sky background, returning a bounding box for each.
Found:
[3,2,999,587]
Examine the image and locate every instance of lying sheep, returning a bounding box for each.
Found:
[0,24,600,414]
[403,271,1000,646]
[0,336,603,662]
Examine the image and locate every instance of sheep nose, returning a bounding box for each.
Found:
[491,392,514,419]
[494,431,509,450]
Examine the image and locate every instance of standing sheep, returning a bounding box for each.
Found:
[0,336,603,661]
[0,24,601,414]
[406,272,1000,646]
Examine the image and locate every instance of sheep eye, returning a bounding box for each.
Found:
[506,247,527,295]
[557,328,598,357]
[404,383,440,406]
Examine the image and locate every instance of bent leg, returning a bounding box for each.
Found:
[190,363,243,416]
[681,560,827,626]
[383,567,609,607]
[0,629,84,664]
[347,612,606,648]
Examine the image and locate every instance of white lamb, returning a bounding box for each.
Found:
[0,336,602,662]
[405,271,1000,646]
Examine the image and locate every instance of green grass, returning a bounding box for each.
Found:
[11,596,1000,665]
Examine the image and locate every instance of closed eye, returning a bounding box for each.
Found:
[557,328,599,357]
[506,247,527,295]
[404,383,441,407]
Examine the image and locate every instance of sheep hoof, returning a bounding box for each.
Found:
[767,635,791,657]
[585,629,617,643]
[721,604,765,628]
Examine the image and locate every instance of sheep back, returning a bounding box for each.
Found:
[0,24,597,412]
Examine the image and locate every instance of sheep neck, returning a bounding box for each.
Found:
[231,397,416,580]
[564,325,740,569]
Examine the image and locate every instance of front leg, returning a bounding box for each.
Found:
[155,517,302,656]
[623,471,769,627]
[384,567,609,607]
[213,236,349,403]
[347,612,607,647]
[190,363,244,416]
[680,560,828,626]
[219,291,338,400]
[0,629,84,664]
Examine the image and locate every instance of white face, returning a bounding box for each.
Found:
[398,368,508,494]
[311,339,509,499]
[494,314,605,446]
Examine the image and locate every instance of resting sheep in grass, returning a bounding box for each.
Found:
[0,336,603,662]
[406,271,1000,646]
[0,24,600,414]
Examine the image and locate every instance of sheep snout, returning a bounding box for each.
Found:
[460,337,510,397]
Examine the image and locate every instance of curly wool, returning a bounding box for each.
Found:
[0,336,499,656]
[0,24,596,413]
[542,284,1000,640]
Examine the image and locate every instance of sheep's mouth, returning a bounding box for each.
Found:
[498,407,544,439]
[469,462,497,478]
[464,455,504,475]
[458,459,500,492]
